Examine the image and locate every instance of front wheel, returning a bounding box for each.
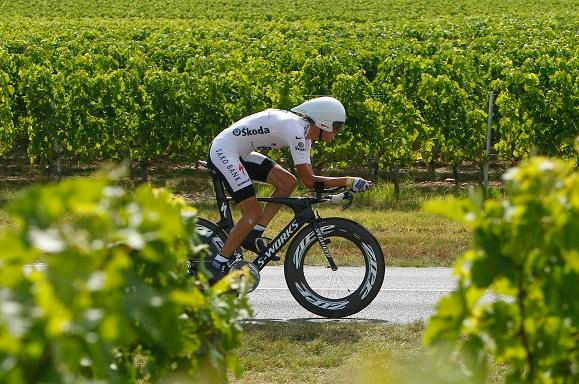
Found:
[284,218,385,318]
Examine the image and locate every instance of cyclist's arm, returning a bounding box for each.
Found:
[295,163,349,189]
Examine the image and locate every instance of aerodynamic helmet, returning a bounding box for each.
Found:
[290,96,346,132]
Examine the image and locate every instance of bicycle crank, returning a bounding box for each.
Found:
[229,260,261,292]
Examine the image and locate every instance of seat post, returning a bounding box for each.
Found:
[209,168,235,232]
[198,159,236,233]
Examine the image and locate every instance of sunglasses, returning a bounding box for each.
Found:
[333,121,345,133]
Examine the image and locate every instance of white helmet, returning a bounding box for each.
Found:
[290,96,346,132]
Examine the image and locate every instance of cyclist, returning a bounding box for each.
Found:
[206,96,372,283]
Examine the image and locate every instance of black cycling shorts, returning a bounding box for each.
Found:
[208,144,276,202]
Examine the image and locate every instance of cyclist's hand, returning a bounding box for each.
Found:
[346,177,372,193]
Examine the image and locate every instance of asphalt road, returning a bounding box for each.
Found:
[26,264,480,324]
[246,266,456,324]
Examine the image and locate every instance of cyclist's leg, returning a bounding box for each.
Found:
[259,164,297,226]
[208,198,261,283]
[208,140,263,259]
[220,196,261,257]
[242,152,297,227]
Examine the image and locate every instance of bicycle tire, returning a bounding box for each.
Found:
[284,218,385,318]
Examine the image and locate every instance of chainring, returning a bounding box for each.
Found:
[229,259,261,292]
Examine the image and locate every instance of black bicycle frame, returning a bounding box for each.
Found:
[208,166,333,271]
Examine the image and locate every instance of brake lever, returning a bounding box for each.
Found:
[308,187,346,200]
[308,187,343,194]
[342,191,353,211]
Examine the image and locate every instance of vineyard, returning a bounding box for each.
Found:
[0,3,578,382]
[0,1,577,178]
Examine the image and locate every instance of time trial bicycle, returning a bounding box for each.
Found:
[190,161,385,318]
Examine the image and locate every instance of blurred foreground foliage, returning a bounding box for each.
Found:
[0,167,250,383]
[424,156,578,383]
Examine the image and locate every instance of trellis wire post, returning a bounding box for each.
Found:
[483,90,495,194]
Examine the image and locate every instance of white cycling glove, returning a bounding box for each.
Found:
[346,177,372,193]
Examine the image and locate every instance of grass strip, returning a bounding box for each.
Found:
[230,321,508,383]
[194,205,470,267]
[1,179,473,266]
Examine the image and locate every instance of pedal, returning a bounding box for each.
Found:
[187,259,211,277]
[257,237,281,261]
[229,260,261,292]
[233,248,244,260]
[187,259,197,276]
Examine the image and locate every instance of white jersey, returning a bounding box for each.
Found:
[215,109,312,165]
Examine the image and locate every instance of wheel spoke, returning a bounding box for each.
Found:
[337,268,363,288]
[327,272,334,299]
[336,271,353,293]
[302,235,366,300]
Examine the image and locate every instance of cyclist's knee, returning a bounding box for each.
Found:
[286,174,298,191]
[268,166,297,193]
[276,172,297,195]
